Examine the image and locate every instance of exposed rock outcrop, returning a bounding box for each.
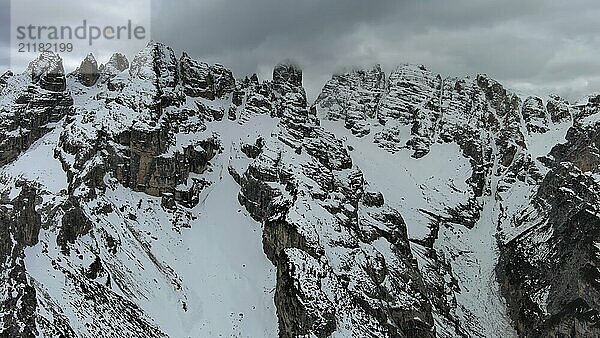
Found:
[2,43,600,338]
[237,64,435,337]
[72,54,100,87]
[0,52,72,166]
[0,183,47,337]
[180,52,235,100]
[99,52,130,79]
[498,99,600,337]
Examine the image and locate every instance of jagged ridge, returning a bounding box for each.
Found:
[0,42,600,338]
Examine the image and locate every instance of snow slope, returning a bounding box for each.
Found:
[22,116,280,337]
[4,45,600,337]
[320,119,515,337]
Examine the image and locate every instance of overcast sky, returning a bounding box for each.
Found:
[3,0,600,102]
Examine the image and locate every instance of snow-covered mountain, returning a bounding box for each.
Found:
[1,41,599,337]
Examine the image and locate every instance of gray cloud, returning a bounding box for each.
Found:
[148,0,600,102]
[2,0,600,102]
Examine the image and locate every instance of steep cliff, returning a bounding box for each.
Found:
[1,43,599,337]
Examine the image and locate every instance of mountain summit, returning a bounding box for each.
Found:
[1,42,599,337]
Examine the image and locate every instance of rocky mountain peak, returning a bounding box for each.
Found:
[0,70,13,90]
[0,70,13,81]
[522,96,550,133]
[99,52,130,78]
[314,64,386,136]
[71,53,100,87]
[179,52,235,100]
[273,61,303,87]
[2,42,600,338]
[573,93,600,124]
[0,52,72,167]
[179,51,213,98]
[547,93,572,123]
[209,63,236,98]
[129,41,179,88]
[26,52,66,91]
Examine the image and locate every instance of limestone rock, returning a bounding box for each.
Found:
[72,53,100,87]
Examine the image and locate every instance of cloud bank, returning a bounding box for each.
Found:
[3,0,600,102]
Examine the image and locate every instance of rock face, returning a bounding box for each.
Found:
[72,54,100,87]
[0,183,45,337]
[497,95,600,337]
[1,43,600,337]
[236,64,434,337]
[0,70,13,90]
[547,94,572,123]
[180,52,235,100]
[315,64,599,337]
[522,96,550,133]
[0,52,73,166]
[59,42,221,207]
[98,52,130,79]
[315,65,386,137]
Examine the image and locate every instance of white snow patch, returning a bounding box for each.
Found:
[525,120,571,162]
[0,125,67,195]
[321,120,473,241]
